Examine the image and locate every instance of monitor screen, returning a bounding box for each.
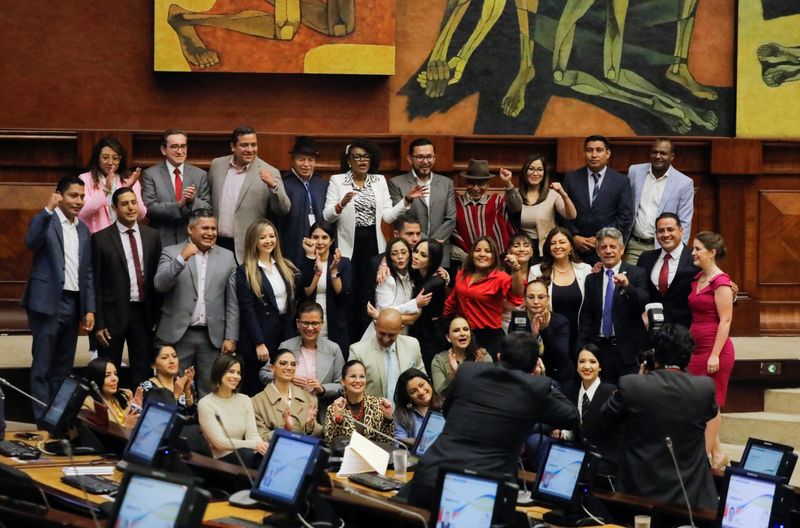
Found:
[113,474,189,528]
[720,473,777,528]
[41,377,78,431]
[742,445,785,477]
[433,472,499,528]
[536,444,586,502]
[125,403,176,466]
[255,433,317,504]
[414,411,445,457]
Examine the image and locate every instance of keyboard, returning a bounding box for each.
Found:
[61,474,119,495]
[0,440,41,459]
[348,472,404,492]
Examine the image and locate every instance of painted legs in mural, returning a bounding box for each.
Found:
[665,0,718,100]
[168,0,355,68]
[501,0,539,117]
[757,43,800,87]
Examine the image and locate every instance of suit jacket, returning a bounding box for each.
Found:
[297,253,351,356]
[258,336,345,399]
[153,243,239,348]
[22,209,95,317]
[141,162,211,247]
[388,172,456,266]
[578,263,650,364]
[602,369,718,510]
[628,163,694,244]
[207,155,291,262]
[636,246,698,329]
[564,382,619,474]
[278,172,329,266]
[406,362,579,509]
[91,222,162,333]
[349,335,425,398]
[560,167,633,241]
[77,172,147,234]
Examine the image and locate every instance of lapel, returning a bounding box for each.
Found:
[633,167,647,207]
[51,210,64,251]
[110,226,129,273]
[159,162,174,199]
[315,343,334,381]
[372,338,387,394]
[573,170,591,210]
[187,249,200,294]
[236,161,261,209]
[212,157,230,211]
[657,167,677,213]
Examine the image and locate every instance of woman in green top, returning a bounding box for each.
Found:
[431,316,492,397]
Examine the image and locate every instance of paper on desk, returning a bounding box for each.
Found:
[336,431,390,477]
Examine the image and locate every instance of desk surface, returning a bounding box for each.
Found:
[1,430,107,468]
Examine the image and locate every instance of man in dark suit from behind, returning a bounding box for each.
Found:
[560,135,633,264]
[22,176,95,418]
[92,187,162,386]
[578,227,650,384]
[602,324,718,510]
[141,129,211,247]
[404,333,579,510]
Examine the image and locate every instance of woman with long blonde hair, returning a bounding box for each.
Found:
[236,220,299,395]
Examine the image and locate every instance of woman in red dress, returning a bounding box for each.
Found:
[687,231,735,469]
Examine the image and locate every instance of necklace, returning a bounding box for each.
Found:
[553,264,570,273]
[346,399,365,421]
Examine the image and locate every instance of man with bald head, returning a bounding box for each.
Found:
[349,308,426,401]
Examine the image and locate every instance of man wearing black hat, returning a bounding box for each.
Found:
[278,136,329,265]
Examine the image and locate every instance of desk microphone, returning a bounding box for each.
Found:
[215,413,259,509]
[61,439,102,528]
[346,415,408,451]
[0,377,47,408]
[342,487,427,528]
[665,436,696,528]
[88,381,105,402]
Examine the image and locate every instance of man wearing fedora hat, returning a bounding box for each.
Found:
[277,136,329,265]
[451,159,521,271]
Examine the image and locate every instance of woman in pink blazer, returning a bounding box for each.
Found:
[78,136,146,233]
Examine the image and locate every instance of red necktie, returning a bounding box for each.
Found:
[126,229,146,301]
[174,168,182,202]
[658,253,671,296]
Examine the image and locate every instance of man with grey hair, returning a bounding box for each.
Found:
[578,227,649,384]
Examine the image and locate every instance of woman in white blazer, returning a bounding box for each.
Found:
[528,227,592,361]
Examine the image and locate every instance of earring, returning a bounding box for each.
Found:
[406,402,413,409]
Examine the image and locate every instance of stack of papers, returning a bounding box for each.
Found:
[61,465,115,476]
[337,431,390,476]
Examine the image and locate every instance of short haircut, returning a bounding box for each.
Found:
[296,301,324,320]
[653,324,695,368]
[653,137,674,152]
[231,126,256,144]
[655,212,682,228]
[209,354,242,393]
[408,138,434,155]
[499,333,538,373]
[340,139,381,174]
[584,134,611,150]
[56,175,84,194]
[161,129,187,146]
[111,186,135,207]
[695,231,727,260]
[341,359,366,379]
[393,213,421,232]
[595,227,624,244]
[188,208,215,225]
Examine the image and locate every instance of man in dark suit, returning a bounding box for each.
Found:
[154,209,239,396]
[276,136,328,265]
[142,129,211,246]
[560,135,633,264]
[404,333,579,510]
[636,213,697,328]
[22,176,95,418]
[602,324,718,510]
[92,187,162,385]
[388,138,456,267]
[578,227,650,384]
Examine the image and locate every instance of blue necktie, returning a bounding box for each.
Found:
[591,173,601,205]
[303,181,315,225]
[601,269,615,337]
[385,348,399,401]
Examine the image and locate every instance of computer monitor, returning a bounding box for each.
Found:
[740,438,797,480]
[716,467,797,528]
[412,411,445,457]
[38,375,89,438]
[532,441,592,508]
[250,429,329,513]
[120,401,185,467]
[428,466,517,528]
[108,465,209,528]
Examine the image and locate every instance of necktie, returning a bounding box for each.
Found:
[385,348,399,401]
[174,168,182,202]
[591,173,601,205]
[601,269,615,337]
[581,393,590,424]
[658,253,671,296]
[126,229,146,301]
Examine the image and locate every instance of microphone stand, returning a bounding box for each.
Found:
[346,415,408,452]
[0,377,47,408]
[665,436,696,528]
[215,413,260,509]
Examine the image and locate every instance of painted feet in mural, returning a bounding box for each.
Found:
[501,63,536,117]
[758,43,800,87]
[168,4,220,68]
[666,63,718,100]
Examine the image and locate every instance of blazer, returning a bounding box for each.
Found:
[207,155,291,262]
[251,383,323,440]
[578,263,650,364]
[77,172,147,234]
[349,335,426,398]
[22,209,95,317]
[560,167,633,240]
[91,222,162,333]
[602,369,719,510]
[540,312,577,388]
[322,172,408,258]
[636,246,698,329]
[297,253,351,356]
[277,172,329,266]
[141,162,211,247]
[258,336,345,399]
[388,172,456,266]
[564,381,619,474]
[628,163,694,244]
[153,243,239,348]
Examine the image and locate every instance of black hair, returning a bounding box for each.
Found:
[655,212,682,228]
[340,139,381,174]
[393,368,443,438]
[161,129,187,147]
[653,324,695,369]
[392,214,421,233]
[87,136,129,185]
[408,138,434,156]
[188,208,215,225]
[56,175,84,194]
[84,358,130,408]
[307,221,338,253]
[111,186,135,207]
[584,135,611,150]
[231,126,256,145]
[519,154,550,206]
[341,359,366,379]
[385,237,412,285]
[296,301,324,320]
[499,333,538,373]
[209,354,243,393]
[412,239,443,281]
[576,343,603,367]
[270,348,296,365]
[446,315,480,361]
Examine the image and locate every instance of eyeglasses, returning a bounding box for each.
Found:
[411,155,435,161]
[349,154,371,161]
[167,144,188,151]
[299,320,323,328]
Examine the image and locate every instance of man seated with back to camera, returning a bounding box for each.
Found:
[601,324,718,510]
[401,332,579,510]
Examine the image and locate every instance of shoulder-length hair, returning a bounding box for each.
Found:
[519,154,550,206]
[87,136,129,187]
[243,220,298,300]
[385,237,412,284]
[210,354,243,393]
[393,368,444,438]
[539,227,582,281]
[462,236,500,276]
[84,358,130,408]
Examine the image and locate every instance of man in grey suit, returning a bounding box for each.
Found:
[625,137,694,264]
[388,139,456,266]
[142,129,211,246]
[207,126,290,262]
[154,209,239,396]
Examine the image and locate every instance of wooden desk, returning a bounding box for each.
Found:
[1,429,106,468]
[20,465,123,505]
[203,501,272,524]
[326,471,430,525]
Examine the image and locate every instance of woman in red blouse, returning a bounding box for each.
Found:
[444,237,526,359]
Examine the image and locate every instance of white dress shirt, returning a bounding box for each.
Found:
[600,262,622,336]
[650,244,684,289]
[578,377,602,422]
[166,161,186,195]
[218,162,248,238]
[259,259,288,315]
[116,221,144,301]
[633,168,669,239]
[54,207,80,292]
